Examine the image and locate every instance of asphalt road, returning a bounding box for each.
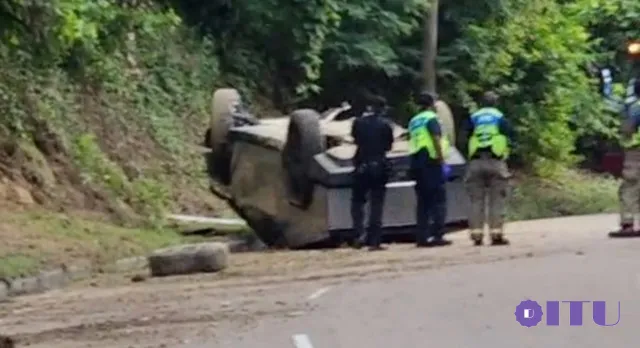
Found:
[3,214,640,348]
[211,234,640,348]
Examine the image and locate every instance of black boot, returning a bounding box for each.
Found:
[348,233,366,249]
[425,235,452,247]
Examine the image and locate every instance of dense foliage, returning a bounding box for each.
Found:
[178,0,639,173]
[0,0,639,184]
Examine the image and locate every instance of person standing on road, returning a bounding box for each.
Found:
[618,79,640,234]
[464,91,513,246]
[408,91,453,247]
[349,96,394,251]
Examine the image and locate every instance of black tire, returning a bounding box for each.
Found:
[282,109,325,209]
[203,127,212,147]
[208,88,240,185]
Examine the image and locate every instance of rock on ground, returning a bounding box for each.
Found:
[147,242,229,277]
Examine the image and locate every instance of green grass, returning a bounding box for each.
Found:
[507,169,618,221]
[0,254,41,279]
[0,211,200,279]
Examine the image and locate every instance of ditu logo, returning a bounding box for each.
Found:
[514,300,621,327]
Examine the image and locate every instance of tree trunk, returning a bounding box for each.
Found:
[422,0,438,94]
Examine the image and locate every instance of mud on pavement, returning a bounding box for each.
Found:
[0,214,617,347]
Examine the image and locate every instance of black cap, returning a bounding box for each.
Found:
[366,94,387,109]
[417,90,437,108]
[482,91,499,106]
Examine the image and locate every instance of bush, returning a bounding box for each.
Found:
[508,169,618,221]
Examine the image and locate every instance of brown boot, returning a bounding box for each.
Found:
[470,229,484,246]
[620,223,634,234]
[489,228,509,246]
[608,222,638,237]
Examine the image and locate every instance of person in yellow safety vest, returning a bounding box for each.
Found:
[618,79,640,234]
[464,91,513,246]
[408,91,453,247]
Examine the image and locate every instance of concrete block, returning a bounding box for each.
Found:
[114,256,148,272]
[37,269,69,291]
[0,280,9,302]
[9,276,41,296]
[227,239,249,253]
[66,262,92,280]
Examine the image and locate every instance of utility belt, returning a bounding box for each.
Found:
[470,148,503,160]
[410,148,440,164]
[353,159,392,178]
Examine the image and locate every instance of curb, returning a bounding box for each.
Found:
[0,238,261,302]
[0,279,9,302]
[0,260,94,301]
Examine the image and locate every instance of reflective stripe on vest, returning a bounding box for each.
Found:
[468,107,509,159]
[623,100,640,149]
[408,110,451,159]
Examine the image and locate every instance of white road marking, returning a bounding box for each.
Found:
[292,334,314,348]
[308,287,331,300]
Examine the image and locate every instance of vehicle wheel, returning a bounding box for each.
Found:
[282,109,325,209]
[208,88,240,185]
[203,127,212,147]
[435,100,456,146]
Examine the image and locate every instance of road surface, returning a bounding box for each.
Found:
[1,214,639,347]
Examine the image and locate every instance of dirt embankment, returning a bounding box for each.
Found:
[0,117,227,220]
[0,122,109,214]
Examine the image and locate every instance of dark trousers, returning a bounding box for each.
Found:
[350,162,388,246]
[415,183,447,243]
[412,160,447,243]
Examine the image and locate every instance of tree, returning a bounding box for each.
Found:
[422,0,438,93]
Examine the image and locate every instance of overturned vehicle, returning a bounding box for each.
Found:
[203,88,470,248]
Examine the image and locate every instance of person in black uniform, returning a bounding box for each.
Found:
[348,96,394,251]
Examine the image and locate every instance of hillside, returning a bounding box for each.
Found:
[0,3,236,220]
[0,1,246,277]
[0,0,637,277]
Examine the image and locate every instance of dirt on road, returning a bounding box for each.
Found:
[0,214,617,347]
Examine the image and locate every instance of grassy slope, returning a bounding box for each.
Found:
[0,209,192,278]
